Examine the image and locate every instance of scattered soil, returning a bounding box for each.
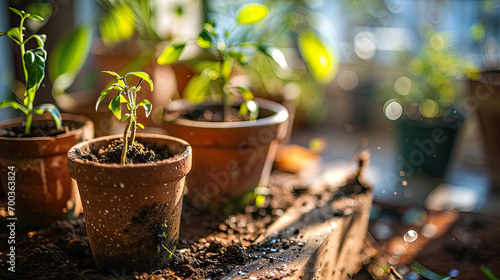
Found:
[0,171,306,280]
[0,121,78,137]
[75,139,171,164]
[164,105,250,122]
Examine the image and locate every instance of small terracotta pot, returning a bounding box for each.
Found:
[67,134,192,273]
[162,98,288,212]
[0,114,94,229]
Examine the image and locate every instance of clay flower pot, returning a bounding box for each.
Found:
[0,114,93,229]
[67,134,192,273]
[162,98,288,212]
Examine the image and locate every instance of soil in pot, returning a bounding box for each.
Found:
[67,134,192,274]
[0,114,94,230]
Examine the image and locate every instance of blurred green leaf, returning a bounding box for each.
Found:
[480,264,499,280]
[157,43,185,65]
[184,70,212,103]
[0,100,28,115]
[49,25,91,91]
[26,14,43,21]
[125,71,154,91]
[137,123,145,129]
[32,104,62,129]
[121,113,130,122]
[221,58,233,82]
[236,3,268,25]
[197,29,212,49]
[99,4,135,45]
[471,21,485,41]
[259,43,288,69]
[298,30,337,84]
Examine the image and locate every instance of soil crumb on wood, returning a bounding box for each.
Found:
[0,121,79,137]
[76,139,171,164]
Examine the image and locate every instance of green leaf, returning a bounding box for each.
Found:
[96,84,120,111]
[102,70,122,79]
[221,58,233,82]
[157,43,185,65]
[48,25,91,91]
[121,113,130,122]
[26,34,47,48]
[24,48,47,106]
[235,86,254,100]
[184,71,211,103]
[33,104,62,129]
[203,23,216,36]
[259,43,288,69]
[120,94,128,103]
[27,14,44,21]
[125,71,154,91]
[137,123,145,129]
[197,29,212,49]
[236,3,268,25]
[6,27,22,43]
[9,7,24,18]
[109,93,123,120]
[0,100,28,115]
[137,99,152,117]
[298,30,338,84]
[246,100,259,120]
[99,4,135,45]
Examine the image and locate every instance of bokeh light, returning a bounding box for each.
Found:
[384,99,403,120]
[354,32,376,60]
[394,76,412,96]
[430,34,445,51]
[338,69,359,91]
[419,99,439,118]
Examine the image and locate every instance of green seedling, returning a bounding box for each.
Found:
[157,221,173,258]
[0,7,62,134]
[96,71,154,165]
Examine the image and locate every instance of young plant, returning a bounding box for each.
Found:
[96,71,154,165]
[157,3,286,121]
[0,7,61,134]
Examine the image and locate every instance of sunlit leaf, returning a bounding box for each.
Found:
[137,123,145,129]
[235,86,254,100]
[246,100,259,120]
[6,27,22,43]
[236,3,268,25]
[121,113,130,122]
[259,43,288,69]
[157,43,185,65]
[24,48,47,105]
[49,25,91,91]
[0,100,28,115]
[137,99,152,117]
[102,70,122,79]
[125,71,154,91]
[109,93,123,120]
[184,71,211,103]
[96,85,121,111]
[221,58,233,82]
[9,7,24,18]
[99,4,135,45]
[298,30,337,84]
[33,103,62,129]
[197,29,212,49]
[27,14,43,21]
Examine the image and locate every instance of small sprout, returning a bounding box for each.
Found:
[96,71,154,165]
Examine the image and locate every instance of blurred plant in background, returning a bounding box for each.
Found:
[382,27,480,122]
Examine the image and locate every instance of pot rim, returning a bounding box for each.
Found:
[67,133,192,169]
[0,113,93,142]
[163,97,288,129]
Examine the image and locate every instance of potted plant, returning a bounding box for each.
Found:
[157,3,289,212]
[0,8,94,229]
[382,30,477,177]
[67,71,192,273]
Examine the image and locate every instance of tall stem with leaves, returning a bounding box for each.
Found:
[0,7,62,133]
[96,71,153,165]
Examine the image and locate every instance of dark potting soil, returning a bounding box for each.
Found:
[165,106,249,122]
[76,139,172,164]
[0,121,79,137]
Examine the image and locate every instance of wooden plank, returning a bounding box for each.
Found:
[224,159,372,279]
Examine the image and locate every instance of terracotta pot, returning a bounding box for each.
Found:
[469,71,500,189]
[0,114,94,229]
[162,98,288,212]
[67,134,192,273]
